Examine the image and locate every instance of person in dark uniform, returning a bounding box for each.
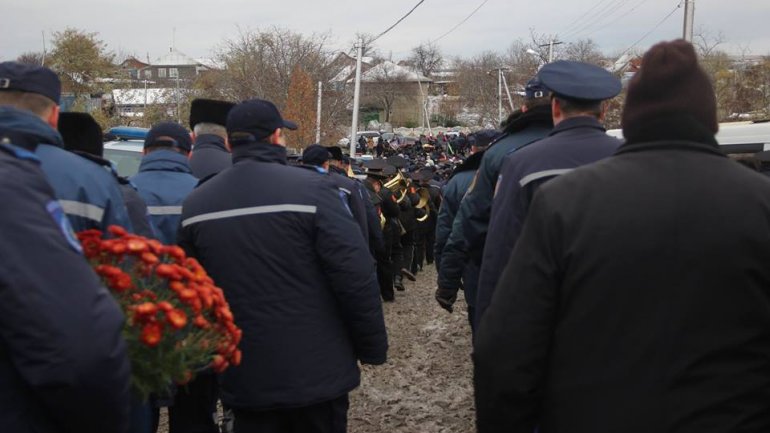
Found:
[0,62,134,232]
[434,130,496,331]
[131,122,198,245]
[189,98,234,179]
[58,112,156,238]
[299,144,369,244]
[472,60,623,325]
[475,39,770,433]
[178,99,387,433]
[0,106,131,433]
[364,160,402,301]
[435,77,553,312]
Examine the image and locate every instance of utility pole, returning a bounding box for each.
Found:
[349,37,364,157]
[498,69,503,126]
[682,0,695,42]
[539,39,564,63]
[315,81,322,143]
[501,72,515,111]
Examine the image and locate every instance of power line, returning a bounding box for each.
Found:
[576,0,654,39]
[432,0,490,43]
[371,0,428,43]
[562,0,634,39]
[561,0,616,35]
[618,1,682,59]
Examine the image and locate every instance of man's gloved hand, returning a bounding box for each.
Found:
[435,286,458,313]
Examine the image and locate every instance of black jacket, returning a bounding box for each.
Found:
[475,116,770,432]
[179,142,387,410]
[189,134,231,179]
[0,133,130,432]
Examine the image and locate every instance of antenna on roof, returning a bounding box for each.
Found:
[172,27,176,51]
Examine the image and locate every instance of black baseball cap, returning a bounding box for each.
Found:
[302,144,331,166]
[227,99,297,142]
[0,61,61,104]
[144,122,193,152]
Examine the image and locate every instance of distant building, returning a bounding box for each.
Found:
[352,61,432,126]
[139,48,212,86]
[119,57,150,80]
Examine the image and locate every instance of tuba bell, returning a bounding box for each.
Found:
[415,187,431,222]
[383,171,409,203]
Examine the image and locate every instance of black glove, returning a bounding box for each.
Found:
[435,286,458,313]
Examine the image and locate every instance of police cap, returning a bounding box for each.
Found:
[189,98,235,129]
[0,61,61,104]
[525,76,550,100]
[302,144,331,166]
[145,122,192,152]
[326,145,344,161]
[538,60,621,101]
[227,99,297,142]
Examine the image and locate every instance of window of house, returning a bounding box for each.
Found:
[158,68,167,78]
[144,69,152,79]
[169,68,179,78]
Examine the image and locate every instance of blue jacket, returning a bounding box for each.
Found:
[131,149,198,245]
[0,107,134,233]
[189,134,231,180]
[0,124,130,433]
[476,116,622,326]
[178,142,387,410]
[437,106,553,291]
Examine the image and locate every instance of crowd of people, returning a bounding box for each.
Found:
[1,37,770,433]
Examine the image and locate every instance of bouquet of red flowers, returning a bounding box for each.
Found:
[77,226,242,399]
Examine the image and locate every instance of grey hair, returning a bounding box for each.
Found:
[193,122,227,138]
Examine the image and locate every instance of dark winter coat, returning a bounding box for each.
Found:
[437,106,553,290]
[178,142,387,410]
[475,116,621,325]
[475,115,770,433]
[0,106,135,233]
[189,134,231,179]
[0,119,130,433]
[131,150,198,245]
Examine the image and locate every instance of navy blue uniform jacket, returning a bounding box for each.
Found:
[476,116,621,325]
[178,142,387,410]
[131,149,198,245]
[0,110,130,433]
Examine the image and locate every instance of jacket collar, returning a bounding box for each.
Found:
[193,134,228,151]
[138,149,193,173]
[618,113,722,157]
[232,142,287,165]
[548,116,605,137]
[502,104,554,135]
[451,150,485,177]
[0,106,63,151]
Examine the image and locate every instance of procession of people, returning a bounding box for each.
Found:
[2,37,770,433]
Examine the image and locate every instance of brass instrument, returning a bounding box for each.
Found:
[415,187,431,222]
[383,171,409,203]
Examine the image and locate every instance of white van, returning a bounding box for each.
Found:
[607,121,770,154]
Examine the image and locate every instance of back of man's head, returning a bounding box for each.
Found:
[144,122,192,155]
[0,62,61,125]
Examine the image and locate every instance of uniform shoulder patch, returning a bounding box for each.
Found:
[46,200,83,254]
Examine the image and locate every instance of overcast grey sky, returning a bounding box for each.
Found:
[2,0,769,63]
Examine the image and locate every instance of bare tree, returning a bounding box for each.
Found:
[16,51,44,66]
[408,42,443,78]
[453,51,506,126]
[563,38,605,65]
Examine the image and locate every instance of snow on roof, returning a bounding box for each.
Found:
[153,48,202,66]
[354,61,432,83]
[195,57,223,70]
[112,88,175,105]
